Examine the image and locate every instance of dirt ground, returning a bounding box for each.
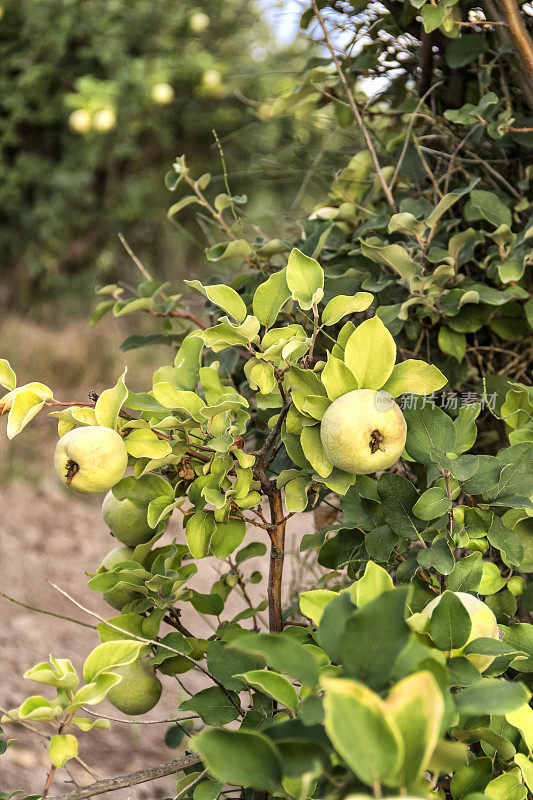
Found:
[0,315,323,797]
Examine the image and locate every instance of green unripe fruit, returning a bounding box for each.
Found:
[106,659,162,715]
[54,426,128,494]
[101,545,134,571]
[102,491,153,547]
[320,389,407,475]
[507,576,526,596]
[100,546,140,611]
[421,591,499,672]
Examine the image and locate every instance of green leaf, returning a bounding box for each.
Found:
[286,248,324,311]
[230,632,320,686]
[447,553,483,593]
[453,402,480,454]
[113,474,173,506]
[299,589,337,624]
[173,334,204,390]
[418,539,455,575]
[320,353,358,400]
[23,657,79,691]
[180,686,240,725]
[425,178,479,229]
[413,487,450,520]
[67,672,122,710]
[322,676,403,788]
[344,316,396,390]
[300,425,333,478]
[49,734,78,768]
[381,359,447,397]
[466,189,512,228]
[455,680,530,715]
[450,756,492,799]
[90,299,116,327]
[205,239,252,262]
[321,292,373,326]
[403,402,456,463]
[191,729,281,791]
[506,703,533,752]
[185,281,247,324]
[478,561,506,595]
[252,269,291,328]
[438,327,466,362]
[0,359,16,391]
[211,519,246,559]
[284,476,310,512]
[359,240,420,282]
[124,429,172,459]
[429,591,472,651]
[340,587,411,689]
[6,390,47,439]
[95,370,128,429]
[239,670,298,710]
[446,35,488,68]
[167,195,200,217]
[377,473,422,541]
[17,696,63,722]
[82,641,143,684]
[186,512,217,559]
[152,383,206,420]
[384,671,445,789]
[351,560,394,607]
[113,297,154,317]
[422,4,445,32]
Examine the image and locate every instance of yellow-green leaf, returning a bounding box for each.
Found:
[49,734,78,768]
[344,316,396,389]
[381,359,447,397]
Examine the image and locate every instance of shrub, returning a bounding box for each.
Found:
[1,2,532,799]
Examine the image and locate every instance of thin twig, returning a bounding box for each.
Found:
[0,591,96,630]
[47,754,202,800]
[118,234,154,283]
[311,0,396,211]
[81,708,199,725]
[389,82,443,192]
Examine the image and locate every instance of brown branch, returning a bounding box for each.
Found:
[497,0,533,78]
[47,754,202,800]
[311,0,397,211]
[267,487,287,633]
[482,0,533,111]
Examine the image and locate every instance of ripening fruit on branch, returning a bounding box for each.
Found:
[54,426,128,494]
[421,591,499,672]
[102,491,153,547]
[100,545,140,610]
[69,109,92,133]
[151,82,175,104]
[202,69,224,96]
[190,11,209,32]
[320,389,407,474]
[93,108,116,132]
[106,659,162,715]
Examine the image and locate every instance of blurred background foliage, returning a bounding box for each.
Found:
[0,0,324,307]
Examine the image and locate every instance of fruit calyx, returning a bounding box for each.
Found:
[369,428,385,454]
[65,459,80,485]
